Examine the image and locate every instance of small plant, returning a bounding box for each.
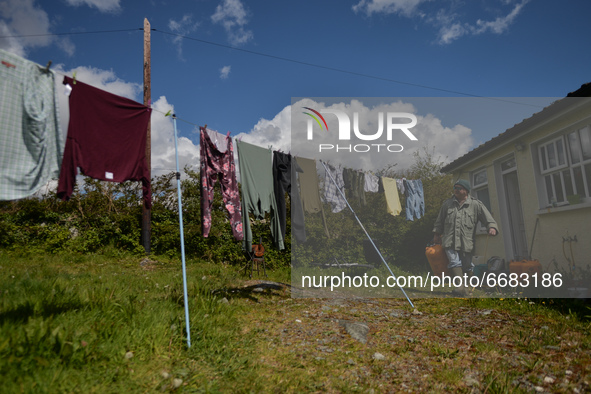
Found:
[482,371,520,394]
[430,343,460,360]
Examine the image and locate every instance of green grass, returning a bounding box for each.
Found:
[1,251,591,393]
[0,251,271,392]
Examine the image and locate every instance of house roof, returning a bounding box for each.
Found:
[441,83,591,173]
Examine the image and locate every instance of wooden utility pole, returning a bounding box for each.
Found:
[142,18,151,254]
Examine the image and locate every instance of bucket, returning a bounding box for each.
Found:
[425,245,449,276]
[509,259,542,277]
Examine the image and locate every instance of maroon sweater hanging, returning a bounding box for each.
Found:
[57,76,152,208]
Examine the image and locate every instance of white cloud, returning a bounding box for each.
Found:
[59,65,142,100]
[64,0,121,13]
[234,99,472,174]
[352,0,530,45]
[353,0,428,17]
[438,22,465,45]
[0,0,52,56]
[0,0,75,56]
[437,0,529,44]
[0,21,25,57]
[220,65,231,79]
[472,0,528,35]
[150,96,200,177]
[56,37,75,57]
[211,0,253,46]
[168,14,199,59]
[236,105,292,152]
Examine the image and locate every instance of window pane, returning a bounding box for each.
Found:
[580,126,591,161]
[573,165,585,197]
[540,146,548,171]
[556,139,566,166]
[547,143,557,169]
[476,188,491,212]
[473,170,487,186]
[585,163,591,198]
[545,174,553,204]
[553,172,564,202]
[563,169,574,197]
[501,158,515,171]
[568,132,581,164]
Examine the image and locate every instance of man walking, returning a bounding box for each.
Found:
[433,179,498,295]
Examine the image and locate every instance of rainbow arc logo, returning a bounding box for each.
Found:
[303,107,329,132]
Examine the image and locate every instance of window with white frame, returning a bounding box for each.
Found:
[537,125,591,206]
[471,168,491,232]
[472,168,492,212]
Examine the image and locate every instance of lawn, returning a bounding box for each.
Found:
[1,251,590,393]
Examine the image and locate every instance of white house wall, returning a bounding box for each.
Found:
[450,99,591,274]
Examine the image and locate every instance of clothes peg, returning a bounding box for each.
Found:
[72,71,77,84]
[1,60,16,69]
[204,124,207,130]
[44,61,52,73]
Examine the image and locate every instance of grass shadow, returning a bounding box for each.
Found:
[0,299,86,324]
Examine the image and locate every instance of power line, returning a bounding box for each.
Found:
[2,27,546,108]
[0,28,142,39]
[153,29,545,108]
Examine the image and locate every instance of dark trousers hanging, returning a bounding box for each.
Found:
[273,151,306,244]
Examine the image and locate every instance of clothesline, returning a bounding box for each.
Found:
[46,66,243,137]
[8,57,402,185]
[1,47,426,250]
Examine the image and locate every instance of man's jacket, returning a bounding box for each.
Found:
[433,195,498,253]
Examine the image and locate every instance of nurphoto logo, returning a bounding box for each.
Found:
[302,107,418,153]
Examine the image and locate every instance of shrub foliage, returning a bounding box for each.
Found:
[0,151,452,272]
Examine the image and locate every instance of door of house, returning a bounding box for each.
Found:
[501,158,529,260]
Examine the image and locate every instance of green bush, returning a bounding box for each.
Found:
[0,150,451,273]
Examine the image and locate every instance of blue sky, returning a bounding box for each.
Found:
[1,0,590,174]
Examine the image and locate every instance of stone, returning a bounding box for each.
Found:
[339,320,369,344]
[172,378,183,388]
[372,352,386,361]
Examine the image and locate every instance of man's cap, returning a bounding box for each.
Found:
[454,179,471,192]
